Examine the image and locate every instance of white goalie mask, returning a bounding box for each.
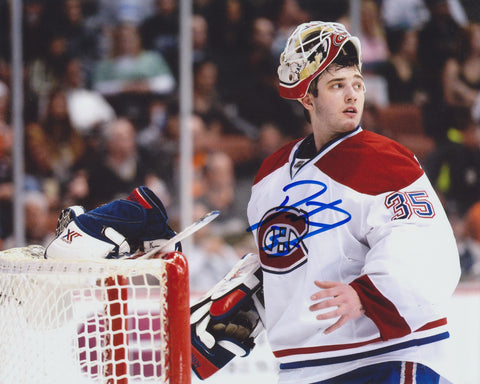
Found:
[278,21,362,100]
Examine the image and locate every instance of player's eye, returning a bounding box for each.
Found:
[352,82,365,92]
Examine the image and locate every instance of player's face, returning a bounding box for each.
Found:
[303,65,365,149]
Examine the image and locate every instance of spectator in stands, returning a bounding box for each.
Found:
[136,97,169,150]
[381,27,426,104]
[60,59,113,206]
[361,102,382,134]
[419,0,464,84]
[206,0,253,54]
[27,33,71,117]
[61,168,90,208]
[236,121,293,180]
[193,59,223,129]
[193,0,217,17]
[191,14,214,66]
[1,191,55,250]
[299,0,349,23]
[250,17,276,59]
[442,22,480,125]
[258,121,292,156]
[22,0,52,65]
[55,0,100,72]
[96,0,154,27]
[85,117,165,209]
[92,22,176,127]
[205,0,255,101]
[192,59,256,162]
[25,87,86,198]
[0,81,13,242]
[139,0,179,79]
[0,2,9,67]
[147,111,208,203]
[142,100,185,180]
[0,81,9,126]
[418,0,463,143]
[380,0,430,30]
[62,57,116,137]
[270,0,311,59]
[424,112,480,218]
[235,18,305,139]
[235,15,278,103]
[358,0,390,73]
[197,151,247,238]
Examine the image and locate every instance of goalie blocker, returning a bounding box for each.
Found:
[191,253,265,380]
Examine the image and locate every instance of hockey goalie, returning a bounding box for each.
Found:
[189,19,460,384]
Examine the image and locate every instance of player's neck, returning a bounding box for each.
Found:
[313,125,360,152]
[313,130,344,151]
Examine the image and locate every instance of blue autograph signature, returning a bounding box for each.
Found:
[247,180,352,251]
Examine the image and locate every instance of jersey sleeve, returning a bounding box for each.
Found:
[350,173,461,341]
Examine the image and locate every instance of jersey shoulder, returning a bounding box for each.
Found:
[253,139,301,185]
[316,130,424,195]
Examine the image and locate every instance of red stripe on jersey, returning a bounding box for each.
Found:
[273,318,447,358]
[402,362,415,384]
[253,139,301,185]
[273,336,383,357]
[315,130,424,195]
[350,275,411,340]
[416,318,447,331]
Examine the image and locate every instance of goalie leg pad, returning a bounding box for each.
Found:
[190,253,264,380]
[45,218,130,260]
[45,186,177,259]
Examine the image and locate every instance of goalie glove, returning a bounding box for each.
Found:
[191,253,265,380]
[45,186,177,259]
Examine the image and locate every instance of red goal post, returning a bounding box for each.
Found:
[0,245,191,384]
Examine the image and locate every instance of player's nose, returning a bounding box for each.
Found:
[344,86,358,103]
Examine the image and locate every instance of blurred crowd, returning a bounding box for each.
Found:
[1,0,480,289]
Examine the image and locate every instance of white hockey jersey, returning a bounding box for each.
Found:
[247,127,460,383]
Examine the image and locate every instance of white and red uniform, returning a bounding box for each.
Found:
[247,127,460,384]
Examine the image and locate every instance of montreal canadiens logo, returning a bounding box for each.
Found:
[257,206,309,273]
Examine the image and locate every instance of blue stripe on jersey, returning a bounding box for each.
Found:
[279,332,449,369]
[311,361,440,384]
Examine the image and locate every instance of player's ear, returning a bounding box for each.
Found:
[300,93,314,112]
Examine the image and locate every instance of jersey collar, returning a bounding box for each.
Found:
[290,126,362,177]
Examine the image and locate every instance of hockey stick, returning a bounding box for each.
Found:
[130,210,220,260]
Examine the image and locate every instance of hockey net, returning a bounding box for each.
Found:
[0,245,191,384]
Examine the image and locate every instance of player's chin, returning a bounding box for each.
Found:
[340,119,360,132]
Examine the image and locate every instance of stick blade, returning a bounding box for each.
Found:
[134,210,221,260]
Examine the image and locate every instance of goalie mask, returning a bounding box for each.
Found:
[278,21,362,100]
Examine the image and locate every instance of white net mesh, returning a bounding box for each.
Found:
[0,246,187,384]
